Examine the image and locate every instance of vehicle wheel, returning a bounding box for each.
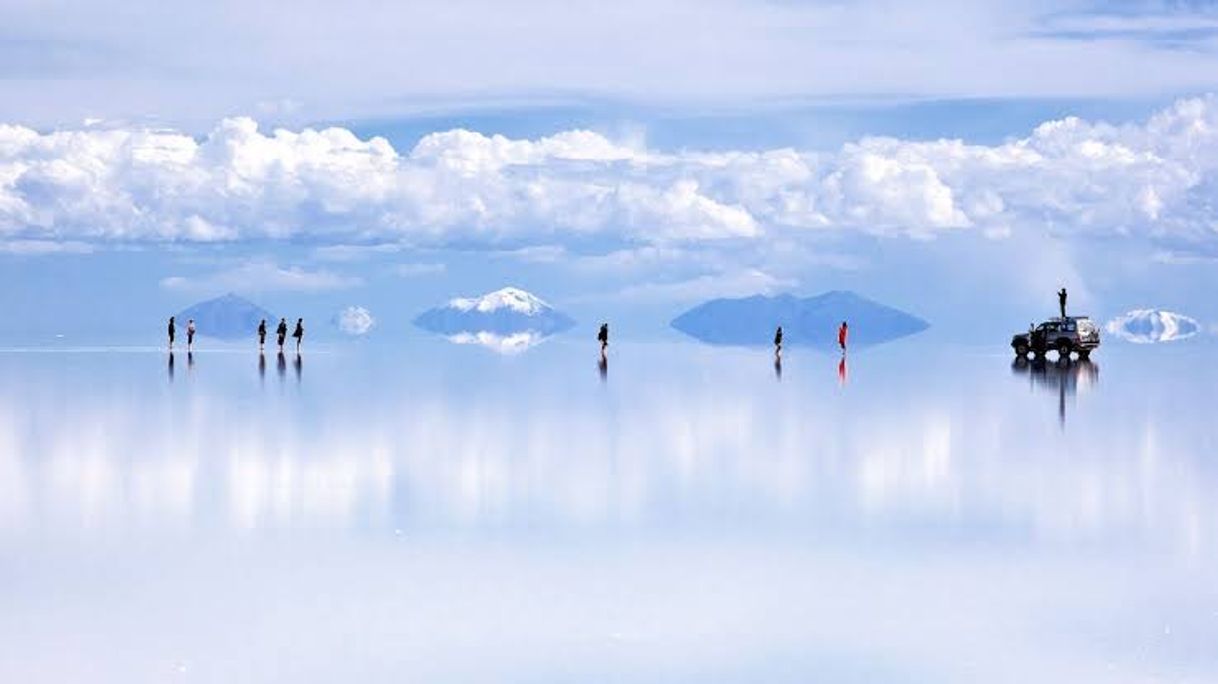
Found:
[1056,340,1072,360]
[1078,349,1090,361]
[1014,343,1028,357]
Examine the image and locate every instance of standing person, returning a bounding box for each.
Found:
[292,318,304,353]
[187,319,196,351]
[1058,287,1068,319]
[276,318,288,352]
[597,323,609,357]
[257,319,267,351]
[167,316,176,349]
[837,321,849,352]
[774,325,783,357]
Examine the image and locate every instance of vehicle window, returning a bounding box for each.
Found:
[1065,322,1076,332]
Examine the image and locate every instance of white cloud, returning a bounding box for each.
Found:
[393,262,446,277]
[8,96,1218,254]
[160,259,360,293]
[0,239,93,255]
[334,306,375,336]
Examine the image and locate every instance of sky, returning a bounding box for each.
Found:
[3,0,1218,342]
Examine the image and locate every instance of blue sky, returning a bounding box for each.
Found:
[2,0,1218,342]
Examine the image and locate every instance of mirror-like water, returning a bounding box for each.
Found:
[0,340,1214,682]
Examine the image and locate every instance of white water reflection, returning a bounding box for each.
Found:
[0,341,1215,682]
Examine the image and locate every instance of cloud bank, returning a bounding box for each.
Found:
[6,96,1218,254]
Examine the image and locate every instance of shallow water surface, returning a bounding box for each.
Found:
[0,339,1215,682]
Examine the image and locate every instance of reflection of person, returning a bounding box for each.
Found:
[187,319,196,350]
[597,323,609,356]
[1058,288,1068,319]
[292,318,304,353]
[837,321,848,352]
[276,318,288,351]
[258,353,266,381]
[774,326,783,356]
[167,351,175,380]
[257,319,267,351]
[293,352,302,381]
[774,355,782,380]
[167,316,176,349]
[598,355,608,381]
[837,354,847,387]
[277,351,286,378]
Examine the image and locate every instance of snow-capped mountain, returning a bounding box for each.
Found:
[1105,309,1199,344]
[414,287,575,338]
[671,290,928,348]
[448,287,550,315]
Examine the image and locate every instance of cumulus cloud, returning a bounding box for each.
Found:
[8,97,1218,253]
[334,306,375,336]
[160,259,360,293]
[1105,309,1200,344]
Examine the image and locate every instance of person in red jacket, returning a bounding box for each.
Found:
[837,321,848,352]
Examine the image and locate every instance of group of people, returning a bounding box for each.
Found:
[165,316,196,351]
[166,316,305,353]
[772,321,850,357]
[257,318,305,354]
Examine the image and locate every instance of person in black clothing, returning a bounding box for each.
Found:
[167,316,176,349]
[257,319,267,351]
[292,318,304,353]
[276,318,288,351]
[597,323,609,357]
[1058,288,1068,319]
[774,325,783,357]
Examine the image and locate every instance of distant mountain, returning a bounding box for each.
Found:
[1105,309,1199,344]
[671,291,929,348]
[176,293,273,340]
[414,287,575,337]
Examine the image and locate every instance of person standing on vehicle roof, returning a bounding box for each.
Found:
[1058,288,1068,319]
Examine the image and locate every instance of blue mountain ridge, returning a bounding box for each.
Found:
[671,291,929,348]
[176,293,274,340]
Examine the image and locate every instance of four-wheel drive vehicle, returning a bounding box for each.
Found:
[1011,316,1100,359]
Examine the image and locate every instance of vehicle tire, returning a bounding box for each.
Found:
[1078,349,1090,361]
[1014,343,1029,357]
[1056,339,1072,360]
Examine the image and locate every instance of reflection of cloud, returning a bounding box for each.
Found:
[0,351,1214,559]
[447,331,548,354]
[335,306,375,336]
[1105,309,1199,344]
[161,259,361,293]
[393,262,447,277]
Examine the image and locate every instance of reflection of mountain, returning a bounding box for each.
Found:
[414,287,574,337]
[1012,356,1099,425]
[1105,309,1199,344]
[671,291,928,348]
[447,331,548,354]
[177,293,273,340]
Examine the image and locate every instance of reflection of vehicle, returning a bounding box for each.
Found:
[1011,316,1100,359]
[1011,356,1099,426]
